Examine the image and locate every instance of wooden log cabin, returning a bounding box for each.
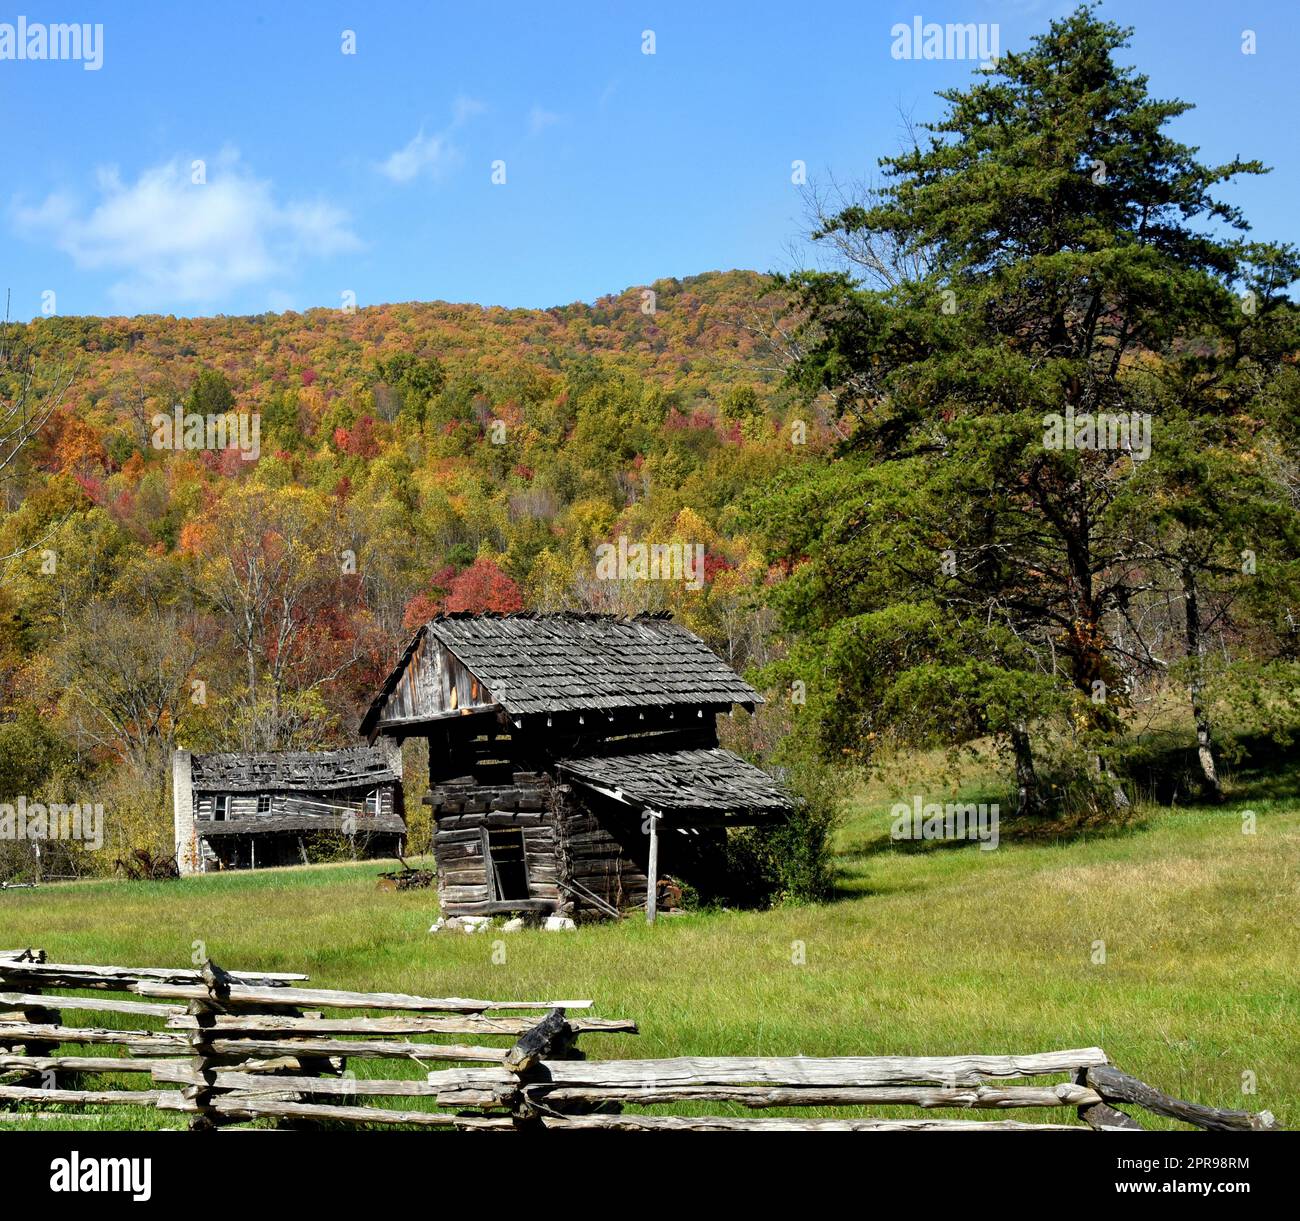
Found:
[359,612,791,923]
[173,746,405,874]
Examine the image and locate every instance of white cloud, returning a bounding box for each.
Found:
[528,105,561,136]
[452,95,486,124]
[378,96,484,184]
[12,150,360,309]
[378,129,457,183]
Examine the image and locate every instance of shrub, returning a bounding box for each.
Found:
[722,758,843,906]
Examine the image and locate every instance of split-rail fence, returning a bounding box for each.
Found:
[0,949,1277,1132]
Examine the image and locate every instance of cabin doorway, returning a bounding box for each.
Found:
[485,828,529,901]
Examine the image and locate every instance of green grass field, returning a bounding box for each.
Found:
[2,746,1296,1131]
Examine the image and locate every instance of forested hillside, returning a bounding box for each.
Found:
[1,269,826,866]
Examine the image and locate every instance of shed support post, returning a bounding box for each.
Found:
[645,810,660,925]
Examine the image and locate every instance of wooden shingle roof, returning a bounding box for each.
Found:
[361,612,761,732]
[190,747,398,794]
[557,746,792,815]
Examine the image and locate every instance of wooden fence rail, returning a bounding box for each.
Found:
[0,948,319,1119]
[0,950,1279,1131]
[444,1053,1279,1131]
[0,948,632,1129]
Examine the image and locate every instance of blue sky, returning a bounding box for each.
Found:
[1,0,1295,319]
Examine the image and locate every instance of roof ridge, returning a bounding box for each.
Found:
[193,745,382,762]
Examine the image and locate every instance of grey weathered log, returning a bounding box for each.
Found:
[430,1048,1111,1092]
[155,1090,514,1128]
[133,981,593,1012]
[0,1022,187,1049]
[0,1055,185,1075]
[0,1084,165,1106]
[199,1036,510,1062]
[0,1112,119,1123]
[0,1053,308,1076]
[524,1082,1103,1109]
[430,1084,517,1107]
[1086,1065,1277,1132]
[164,1012,635,1037]
[220,1088,308,1105]
[0,991,184,1019]
[155,1065,447,1098]
[0,960,307,988]
[540,1114,1089,1132]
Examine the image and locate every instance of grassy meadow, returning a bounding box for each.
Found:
[2,741,1296,1131]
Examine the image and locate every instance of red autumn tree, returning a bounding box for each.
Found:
[402,561,520,627]
[402,591,441,630]
[444,558,524,613]
[333,415,380,459]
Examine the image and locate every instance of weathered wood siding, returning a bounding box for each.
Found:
[426,769,729,920]
[555,787,729,919]
[190,783,403,871]
[195,784,397,827]
[556,800,650,917]
[375,637,495,726]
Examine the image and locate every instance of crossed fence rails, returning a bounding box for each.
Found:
[0,948,1278,1131]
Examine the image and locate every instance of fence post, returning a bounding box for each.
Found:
[504,1007,579,1129]
[183,961,235,1131]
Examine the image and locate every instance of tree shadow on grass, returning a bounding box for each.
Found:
[823,730,1299,901]
[1117,728,1300,809]
[856,729,1293,842]
[838,785,1141,867]
[831,873,932,901]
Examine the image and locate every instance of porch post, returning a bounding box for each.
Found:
[645,809,661,925]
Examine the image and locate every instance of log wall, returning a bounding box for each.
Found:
[556,800,649,917]
[428,772,561,915]
[426,767,730,920]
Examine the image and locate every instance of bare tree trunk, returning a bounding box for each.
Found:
[1181,563,1223,801]
[1010,724,1043,816]
[1089,750,1130,810]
